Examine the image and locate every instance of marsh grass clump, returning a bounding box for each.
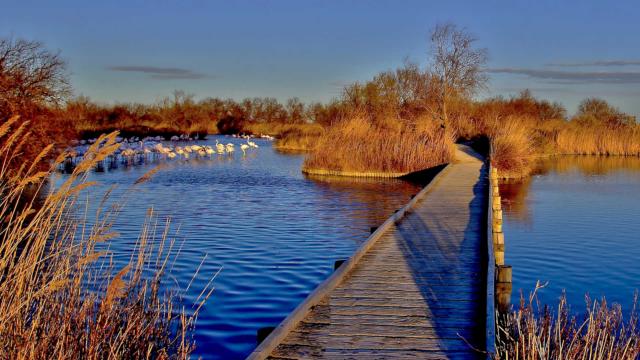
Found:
[273,124,325,151]
[489,116,534,178]
[0,116,213,359]
[303,116,454,174]
[495,284,640,360]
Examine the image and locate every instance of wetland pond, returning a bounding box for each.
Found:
[64,135,423,359]
[63,138,640,359]
[500,155,640,311]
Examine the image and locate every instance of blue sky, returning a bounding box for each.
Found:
[2,0,640,116]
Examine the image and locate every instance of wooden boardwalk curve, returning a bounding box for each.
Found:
[249,144,489,360]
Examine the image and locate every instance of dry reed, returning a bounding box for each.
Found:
[303,116,454,174]
[0,116,214,359]
[495,282,640,360]
[489,116,534,178]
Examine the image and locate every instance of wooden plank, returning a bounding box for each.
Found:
[280,332,475,351]
[295,322,479,340]
[270,345,482,360]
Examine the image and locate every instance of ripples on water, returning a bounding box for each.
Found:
[500,156,640,311]
[63,135,423,359]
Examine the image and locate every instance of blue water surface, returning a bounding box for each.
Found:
[60,135,422,359]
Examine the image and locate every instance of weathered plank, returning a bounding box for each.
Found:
[249,145,488,359]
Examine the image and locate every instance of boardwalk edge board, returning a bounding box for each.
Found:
[246,163,454,360]
[485,162,497,358]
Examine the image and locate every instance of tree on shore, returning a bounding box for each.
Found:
[0,37,70,117]
[429,23,488,129]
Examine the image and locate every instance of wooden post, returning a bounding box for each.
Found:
[493,232,504,245]
[495,250,504,266]
[490,167,498,179]
[492,196,501,210]
[496,265,512,312]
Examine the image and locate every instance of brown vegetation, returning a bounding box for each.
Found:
[304,116,453,174]
[0,118,212,358]
[495,284,640,359]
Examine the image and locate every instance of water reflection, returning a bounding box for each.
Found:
[499,155,640,310]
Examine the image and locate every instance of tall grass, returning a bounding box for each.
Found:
[555,125,640,156]
[304,116,454,174]
[495,283,640,360]
[488,116,534,178]
[0,116,213,359]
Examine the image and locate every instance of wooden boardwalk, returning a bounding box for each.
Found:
[249,145,489,360]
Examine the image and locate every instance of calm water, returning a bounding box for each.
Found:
[500,156,640,311]
[63,135,422,359]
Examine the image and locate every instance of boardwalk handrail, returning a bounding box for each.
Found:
[486,162,497,357]
[246,163,453,360]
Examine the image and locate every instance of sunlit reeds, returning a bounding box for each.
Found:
[555,125,640,156]
[0,116,214,359]
[488,116,534,178]
[495,283,640,360]
[303,116,454,174]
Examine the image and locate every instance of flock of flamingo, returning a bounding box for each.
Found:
[63,133,271,172]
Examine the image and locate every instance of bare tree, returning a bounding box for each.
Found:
[429,23,488,128]
[0,37,70,116]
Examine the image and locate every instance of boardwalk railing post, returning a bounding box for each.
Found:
[496,265,513,312]
[490,167,514,319]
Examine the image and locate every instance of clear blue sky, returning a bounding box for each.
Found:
[2,0,640,116]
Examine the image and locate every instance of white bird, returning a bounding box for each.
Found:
[168,152,177,159]
[225,144,235,153]
[215,140,225,154]
[240,143,249,155]
[247,140,258,148]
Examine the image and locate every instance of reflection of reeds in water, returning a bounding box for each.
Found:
[306,173,422,235]
[495,283,640,359]
[498,155,640,223]
[0,117,213,358]
[498,177,534,225]
[535,155,640,177]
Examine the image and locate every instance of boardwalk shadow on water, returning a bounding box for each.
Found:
[393,159,488,358]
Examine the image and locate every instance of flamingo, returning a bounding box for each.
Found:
[240,143,249,155]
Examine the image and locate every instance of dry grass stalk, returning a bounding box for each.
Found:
[489,116,534,178]
[304,116,454,174]
[0,117,215,359]
[495,282,640,360]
